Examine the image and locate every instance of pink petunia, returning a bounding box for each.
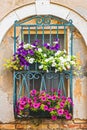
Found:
[41,96,46,101]
[46,94,52,99]
[60,102,64,108]
[48,108,55,112]
[30,89,37,96]
[63,110,69,115]
[44,105,48,111]
[33,103,40,109]
[57,108,64,116]
[19,100,26,105]
[67,97,72,103]
[51,115,57,121]
[27,98,31,104]
[19,104,25,110]
[47,102,51,105]
[51,95,56,100]
[65,113,72,120]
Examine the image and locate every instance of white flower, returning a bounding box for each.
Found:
[53,41,58,44]
[55,69,58,73]
[38,48,42,52]
[67,56,71,61]
[24,44,30,48]
[59,57,64,61]
[44,54,47,57]
[70,61,75,65]
[55,50,61,56]
[29,58,35,64]
[66,65,70,69]
[30,44,36,48]
[63,49,66,53]
[52,62,56,67]
[45,59,49,62]
[46,70,49,73]
[39,65,43,69]
[47,43,50,46]
[49,56,54,60]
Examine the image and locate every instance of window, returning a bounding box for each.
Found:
[13,15,73,118]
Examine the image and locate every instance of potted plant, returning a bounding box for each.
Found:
[16,89,73,120]
[4,39,77,72]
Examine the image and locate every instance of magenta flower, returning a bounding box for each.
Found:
[19,100,26,105]
[48,108,55,112]
[58,90,62,95]
[57,109,64,116]
[41,96,46,101]
[65,113,72,120]
[44,105,48,111]
[27,98,31,104]
[47,102,51,105]
[30,89,37,96]
[51,95,56,100]
[33,103,40,109]
[51,115,57,121]
[67,97,72,103]
[60,102,65,108]
[46,94,51,99]
[63,110,69,115]
[33,97,37,102]
[19,104,24,110]
[62,96,66,100]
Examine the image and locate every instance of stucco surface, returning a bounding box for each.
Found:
[0,0,35,21]
[0,0,87,21]
[51,0,87,20]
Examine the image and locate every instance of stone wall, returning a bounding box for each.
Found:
[0,119,87,130]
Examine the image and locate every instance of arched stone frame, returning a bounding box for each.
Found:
[0,3,87,46]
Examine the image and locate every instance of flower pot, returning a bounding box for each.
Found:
[29,110,50,118]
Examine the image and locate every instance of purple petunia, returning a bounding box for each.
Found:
[28,49,34,55]
[44,43,50,49]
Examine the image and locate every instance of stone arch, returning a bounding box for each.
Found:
[0,3,87,46]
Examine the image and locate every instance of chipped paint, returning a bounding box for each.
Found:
[74,78,82,102]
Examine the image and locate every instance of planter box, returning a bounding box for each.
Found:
[17,110,51,118]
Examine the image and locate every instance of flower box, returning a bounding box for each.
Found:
[16,89,73,121]
[4,39,77,72]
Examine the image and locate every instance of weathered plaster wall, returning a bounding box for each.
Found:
[1,0,87,21]
[51,0,87,21]
[73,35,87,119]
[0,0,35,21]
[0,29,14,123]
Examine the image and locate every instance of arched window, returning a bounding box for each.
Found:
[13,15,74,118]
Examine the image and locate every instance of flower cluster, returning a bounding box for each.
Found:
[4,39,76,72]
[16,89,73,120]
